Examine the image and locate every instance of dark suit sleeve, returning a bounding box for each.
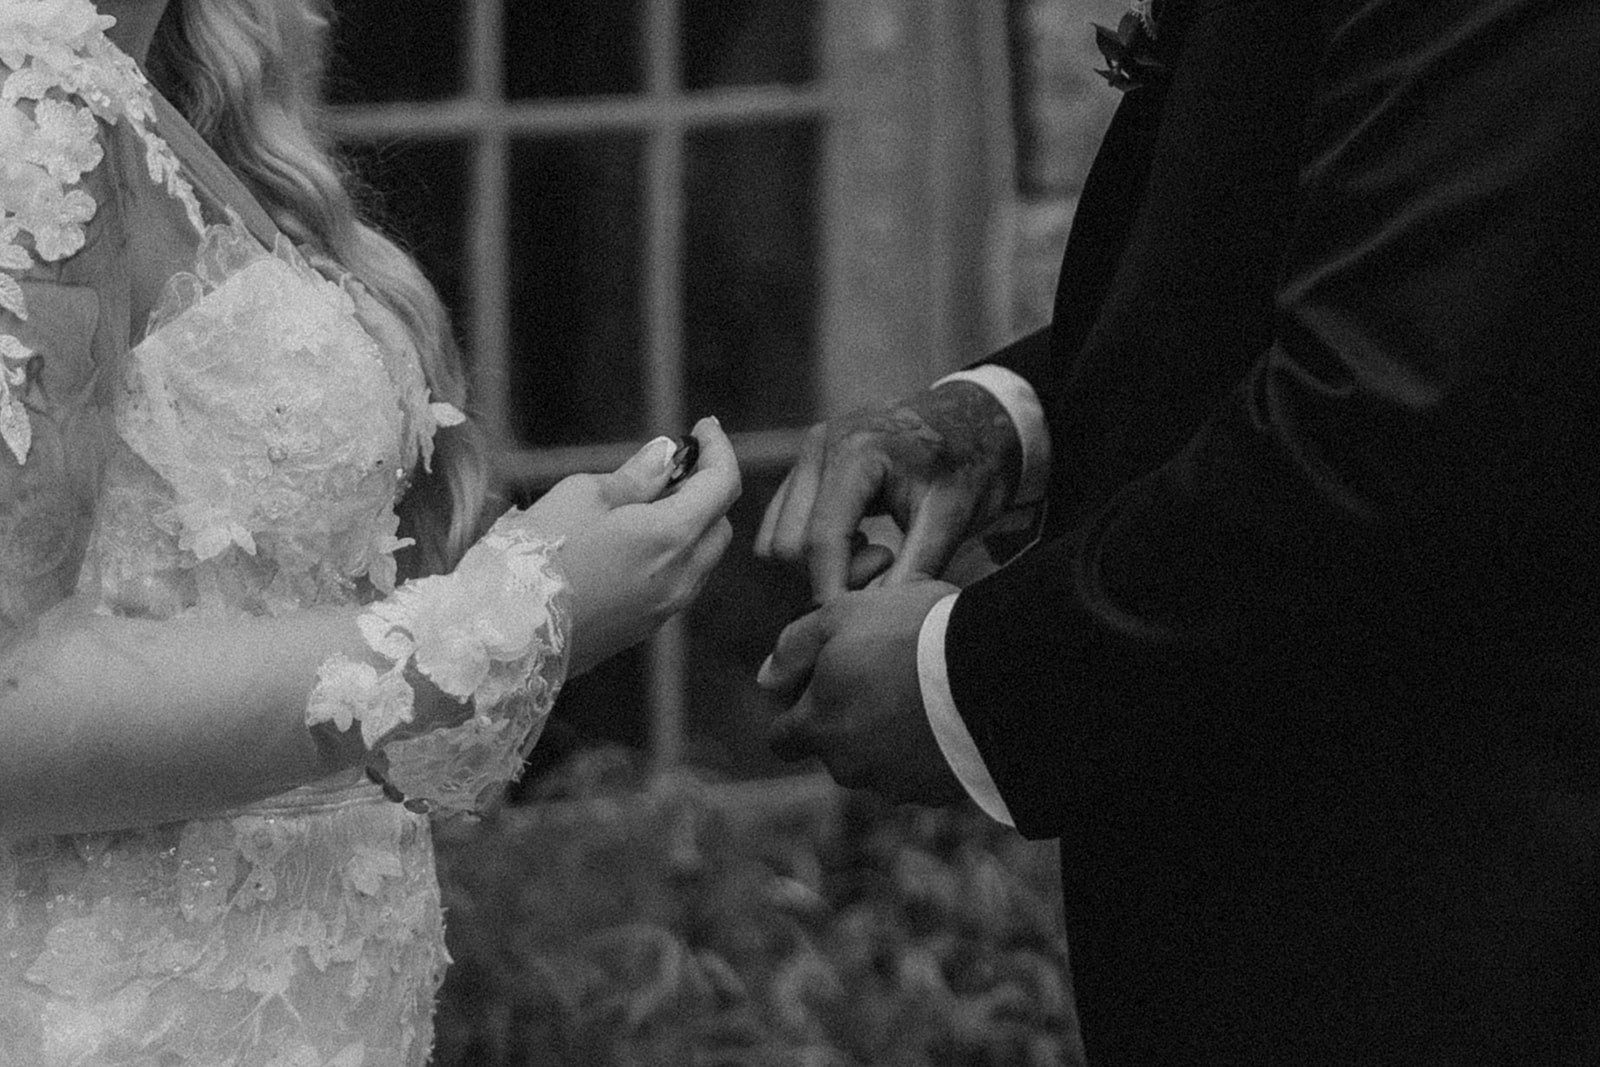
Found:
[947,0,1600,839]
[979,324,1052,389]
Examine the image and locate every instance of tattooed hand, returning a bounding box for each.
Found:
[755,381,1022,602]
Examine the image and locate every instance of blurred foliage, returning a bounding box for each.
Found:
[431,748,1082,1066]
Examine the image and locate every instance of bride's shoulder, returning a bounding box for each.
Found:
[0,0,116,61]
[0,0,143,130]
[0,8,121,595]
[1,2,171,462]
[2,0,205,297]
[1,2,137,307]
[0,369,99,647]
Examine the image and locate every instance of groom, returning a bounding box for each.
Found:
[756,0,1600,1062]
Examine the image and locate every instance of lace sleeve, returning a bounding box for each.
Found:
[306,509,572,815]
[0,275,102,643]
[3,1,201,467]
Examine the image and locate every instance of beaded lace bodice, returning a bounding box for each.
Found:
[80,219,435,619]
[2,225,456,1067]
[0,6,561,1064]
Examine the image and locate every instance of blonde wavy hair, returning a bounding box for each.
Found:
[146,0,490,578]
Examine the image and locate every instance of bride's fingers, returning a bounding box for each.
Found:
[595,435,681,508]
[663,416,741,530]
[685,518,734,590]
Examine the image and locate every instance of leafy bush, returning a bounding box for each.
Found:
[431,749,1083,1066]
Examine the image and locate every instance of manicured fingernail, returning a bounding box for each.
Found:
[639,435,677,471]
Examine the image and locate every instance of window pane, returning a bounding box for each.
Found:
[684,121,818,433]
[682,0,817,90]
[685,468,815,779]
[342,139,472,328]
[504,0,643,99]
[507,642,650,803]
[507,136,645,447]
[327,1,465,104]
[518,643,650,794]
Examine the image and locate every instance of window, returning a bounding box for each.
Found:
[328,0,1015,785]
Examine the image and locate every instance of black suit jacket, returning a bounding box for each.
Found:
[950,0,1600,1061]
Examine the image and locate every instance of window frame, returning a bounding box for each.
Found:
[328,0,1017,776]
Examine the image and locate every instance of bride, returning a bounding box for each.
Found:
[0,0,740,1063]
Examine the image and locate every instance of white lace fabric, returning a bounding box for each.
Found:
[81,217,433,616]
[1,0,201,466]
[1,6,567,1064]
[311,509,571,815]
[1,790,446,1067]
[2,212,469,1062]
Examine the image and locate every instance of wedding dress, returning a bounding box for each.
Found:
[1,7,563,1064]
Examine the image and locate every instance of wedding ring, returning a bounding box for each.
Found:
[667,435,700,486]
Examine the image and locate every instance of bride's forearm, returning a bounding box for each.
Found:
[0,605,396,838]
[0,513,579,835]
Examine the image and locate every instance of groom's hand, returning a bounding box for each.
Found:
[758,580,967,806]
[754,382,1022,603]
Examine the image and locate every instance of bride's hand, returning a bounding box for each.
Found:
[502,415,741,676]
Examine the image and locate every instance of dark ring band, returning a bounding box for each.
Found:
[667,435,700,486]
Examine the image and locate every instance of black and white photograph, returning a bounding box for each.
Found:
[3,0,1597,1063]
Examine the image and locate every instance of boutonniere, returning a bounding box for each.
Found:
[1093,0,1168,92]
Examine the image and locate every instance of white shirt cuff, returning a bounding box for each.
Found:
[917,592,1015,828]
[933,365,1052,506]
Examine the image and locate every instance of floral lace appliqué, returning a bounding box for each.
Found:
[309,511,571,815]
[1,0,204,464]
[82,215,458,617]
[0,330,33,460]
[1,9,508,1066]
[5,796,446,1066]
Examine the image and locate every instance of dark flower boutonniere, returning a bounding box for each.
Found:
[1093,0,1168,92]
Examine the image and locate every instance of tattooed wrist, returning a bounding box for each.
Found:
[904,380,1024,509]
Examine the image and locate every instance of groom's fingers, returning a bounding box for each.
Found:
[753,469,792,558]
[767,690,819,763]
[757,424,826,565]
[805,456,884,602]
[761,620,823,761]
[847,541,895,589]
[883,487,972,587]
[756,606,832,703]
